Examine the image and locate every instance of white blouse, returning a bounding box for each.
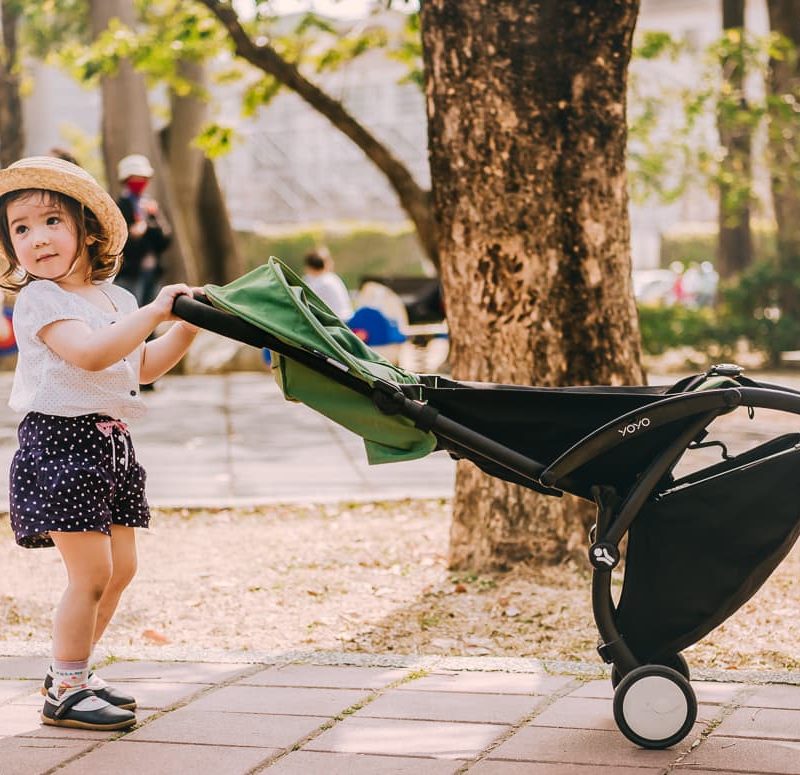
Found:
[9,280,146,420]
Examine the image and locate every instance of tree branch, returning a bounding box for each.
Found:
[195,0,438,265]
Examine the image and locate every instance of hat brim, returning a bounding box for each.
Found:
[0,157,128,265]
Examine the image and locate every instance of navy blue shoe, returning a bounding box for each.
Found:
[41,688,136,731]
[42,668,136,710]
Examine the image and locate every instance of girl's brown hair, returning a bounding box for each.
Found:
[0,188,121,292]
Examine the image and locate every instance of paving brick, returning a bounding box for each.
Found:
[96,660,255,684]
[56,740,274,775]
[470,762,664,774]
[741,684,800,710]
[677,736,800,773]
[188,684,368,716]
[127,707,328,747]
[241,664,409,690]
[0,736,96,775]
[566,680,614,700]
[357,689,545,724]
[530,696,720,732]
[714,707,800,740]
[487,726,687,767]
[0,680,39,703]
[0,657,48,680]
[692,681,752,705]
[111,680,211,710]
[305,716,507,759]
[11,708,158,740]
[0,701,47,737]
[266,751,461,774]
[401,671,573,695]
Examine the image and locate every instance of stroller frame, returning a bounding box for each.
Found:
[175,293,800,750]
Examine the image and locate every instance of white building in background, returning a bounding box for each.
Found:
[20,0,771,268]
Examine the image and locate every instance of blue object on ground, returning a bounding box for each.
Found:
[347,306,406,346]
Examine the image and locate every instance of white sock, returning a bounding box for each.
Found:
[49,658,111,712]
[51,659,89,699]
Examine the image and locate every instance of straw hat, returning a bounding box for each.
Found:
[0,156,128,260]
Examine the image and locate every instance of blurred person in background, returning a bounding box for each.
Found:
[302,247,353,321]
[114,154,171,309]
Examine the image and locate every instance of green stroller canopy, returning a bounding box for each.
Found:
[204,257,437,464]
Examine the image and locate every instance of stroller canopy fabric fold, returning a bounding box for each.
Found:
[204,258,437,464]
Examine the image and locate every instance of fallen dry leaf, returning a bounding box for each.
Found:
[142,629,170,645]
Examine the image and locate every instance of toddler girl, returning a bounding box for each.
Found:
[0,157,198,731]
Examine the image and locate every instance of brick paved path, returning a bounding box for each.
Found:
[1,656,799,774]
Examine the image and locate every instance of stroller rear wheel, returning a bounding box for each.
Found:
[613,665,697,749]
[611,652,689,688]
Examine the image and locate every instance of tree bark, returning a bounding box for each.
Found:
[422,0,644,569]
[0,0,24,167]
[766,0,800,317]
[88,0,198,284]
[163,59,243,285]
[717,0,753,280]
[195,0,438,268]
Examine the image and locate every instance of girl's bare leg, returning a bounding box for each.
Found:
[50,531,113,661]
[93,526,138,647]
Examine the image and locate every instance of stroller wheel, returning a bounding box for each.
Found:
[611,653,689,688]
[613,665,697,749]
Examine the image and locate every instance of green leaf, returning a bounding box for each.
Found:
[192,122,237,158]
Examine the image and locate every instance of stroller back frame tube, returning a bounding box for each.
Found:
[539,388,742,489]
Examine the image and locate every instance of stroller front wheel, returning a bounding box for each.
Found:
[613,665,697,749]
[611,652,690,688]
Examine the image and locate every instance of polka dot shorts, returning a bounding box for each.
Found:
[9,412,150,549]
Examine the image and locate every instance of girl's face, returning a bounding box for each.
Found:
[6,193,89,283]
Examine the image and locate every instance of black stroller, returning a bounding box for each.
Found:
[174,259,800,750]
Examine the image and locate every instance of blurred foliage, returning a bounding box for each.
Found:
[720,258,800,366]
[627,27,796,219]
[191,122,236,158]
[236,223,429,288]
[637,304,732,357]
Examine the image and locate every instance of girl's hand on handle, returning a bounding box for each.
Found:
[148,284,194,323]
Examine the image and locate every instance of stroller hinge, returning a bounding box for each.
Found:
[589,485,620,543]
[597,637,628,665]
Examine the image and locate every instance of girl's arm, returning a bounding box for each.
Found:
[39,284,193,372]
[139,321,199,384]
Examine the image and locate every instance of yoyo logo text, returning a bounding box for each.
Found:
[618,417,651,437]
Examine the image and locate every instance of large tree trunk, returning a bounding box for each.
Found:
[766,0,800,318]
[422,0,644,570]
[88,0,198,284]
[163,59,243,284]
[0,0,24,167]
[717,0,753,280]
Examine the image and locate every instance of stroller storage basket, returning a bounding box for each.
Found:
[616,435,800,663]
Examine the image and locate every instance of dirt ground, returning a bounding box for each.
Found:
[1,498,798,672]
